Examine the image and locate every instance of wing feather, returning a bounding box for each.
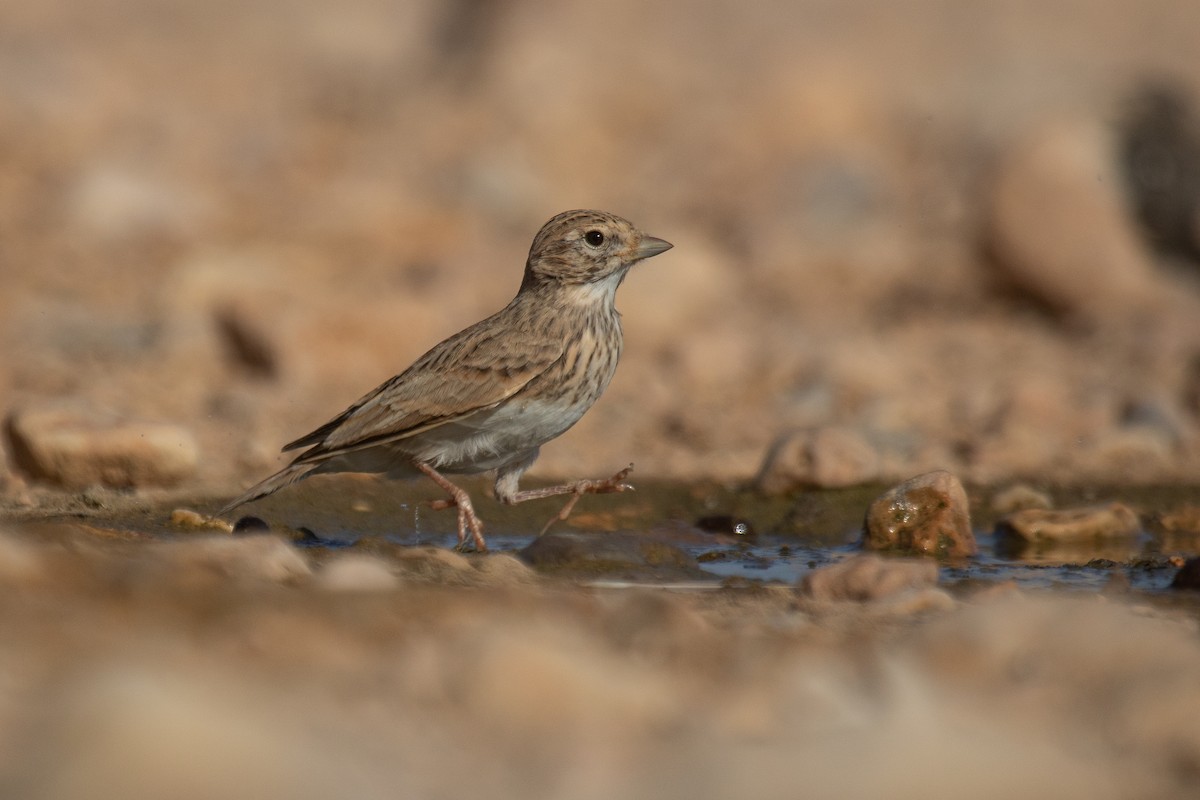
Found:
[282,309,562,464]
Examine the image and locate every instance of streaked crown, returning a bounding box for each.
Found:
[522,209,672,288]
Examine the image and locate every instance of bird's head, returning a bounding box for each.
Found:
[522,209,672,290]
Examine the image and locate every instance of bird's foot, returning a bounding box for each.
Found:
[537,464,635,535]
[417,463,487,552]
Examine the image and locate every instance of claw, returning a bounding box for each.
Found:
[537,464,637,535]
[416,462,488,552]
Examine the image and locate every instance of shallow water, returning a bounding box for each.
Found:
[18,475,1194,595]
[398,530,1182,592]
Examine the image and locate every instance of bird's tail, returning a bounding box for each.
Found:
[216,462,322,517]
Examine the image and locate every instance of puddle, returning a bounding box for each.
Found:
[7,477,1198,595]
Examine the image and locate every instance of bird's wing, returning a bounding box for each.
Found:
[283,316,563,463]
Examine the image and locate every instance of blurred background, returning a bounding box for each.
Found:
[7,6,1200,799]
[3,0,1200,495]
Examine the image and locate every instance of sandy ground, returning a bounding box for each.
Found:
[1,523,1200,800]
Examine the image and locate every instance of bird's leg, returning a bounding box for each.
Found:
[497,464,634,535]
[415,462,487,552]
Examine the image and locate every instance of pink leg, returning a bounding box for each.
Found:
[415,462,487,552]
[499,464,634,535]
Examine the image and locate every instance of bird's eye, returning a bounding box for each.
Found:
[584,230,605,247]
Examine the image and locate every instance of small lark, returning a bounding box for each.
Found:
[219,210,672,550]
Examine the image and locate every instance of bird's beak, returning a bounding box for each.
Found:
[635,236,673,260]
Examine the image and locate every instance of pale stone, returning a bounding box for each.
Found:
[6,405,198,489]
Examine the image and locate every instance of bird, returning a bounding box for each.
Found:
[218,209,673,551]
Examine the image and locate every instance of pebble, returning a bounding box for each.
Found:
[391,545,475,582]
[6,405,198,489]
[990,484,1053,514]
[169,509,234,534]
[470,553,538,586]
[996,502,1140,542]
[316,554,401,592]
[1150,506,1200,534]
[232,515,271,535]
[1170,557,1200,591]
[694,515,757,541]
[985,118,1160,321]
[382,546,537,587]
[1118,84,1200,263]
[805,426,883,488]
[756,426,882,491]
[871,587,957,616]
[863,470,976,557]
[213,304,280,379]
[799,553,939,603]
[146,534,311,584]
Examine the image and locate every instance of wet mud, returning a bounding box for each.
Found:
[8,477,1200,594]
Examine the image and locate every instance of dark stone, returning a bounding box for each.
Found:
[232,516,270,535]
[694,515,756,540]
[294,527,321,544]
[1170,556,1200,590]
[1118,82,1200,265]
[215,305,279,379]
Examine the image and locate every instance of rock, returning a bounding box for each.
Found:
[232,516,271,535]
[169,509,234,534]
[391,545,476,583]
[1119,395,1187,446]
[213,304,280,379]
[863,470,976,557]
[997,502,1140,542]
[755,426,882,491]
[806,426,883,487]
[316,554,400,591]
[1081,427,1175,481]
[1170,557,1200,590]
[65,163,211,239]
[1117,82,1200,265]
[520,531,706,580]
[963,374,1094,485]
[799,553,938,602]
[470,553,538,586]
[986,118,1161,322]
[146,535,311,584]
[1149,506,1200,535]
[693,515,757,541]
[873,586,957,615]
[5,405,198,489]
[990,484,1053,514]
[369,545,537,587]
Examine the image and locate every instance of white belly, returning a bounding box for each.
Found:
[402,396,594,473]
